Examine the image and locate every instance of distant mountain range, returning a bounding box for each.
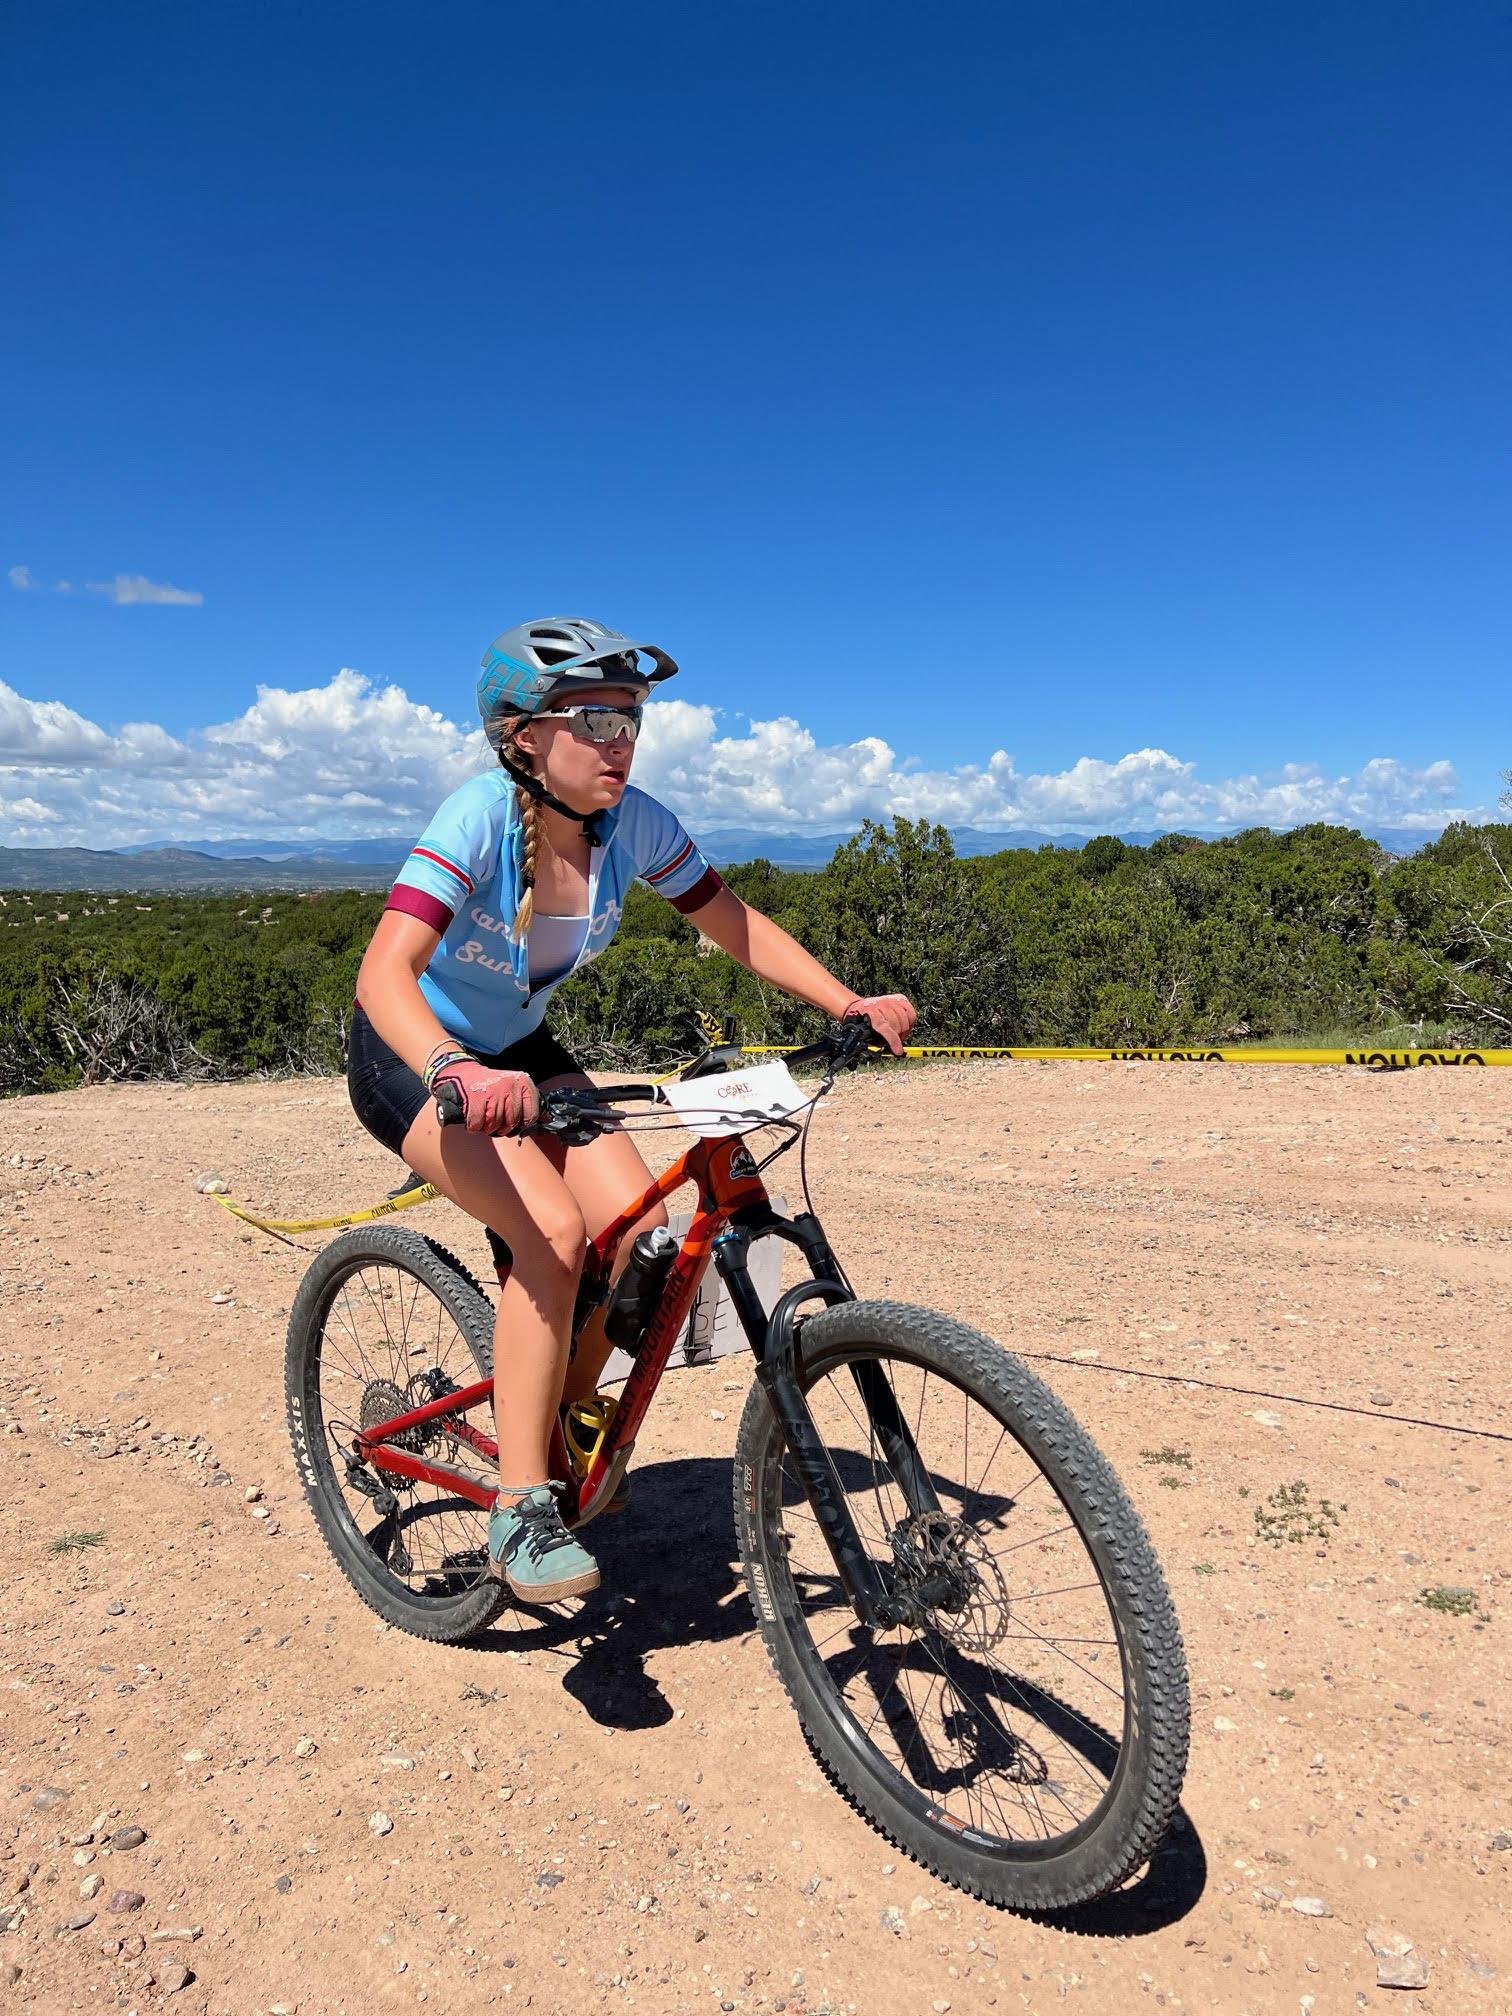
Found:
[0,823,1447,892]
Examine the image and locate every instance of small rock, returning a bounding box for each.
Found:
[97,1938,121,1957]
[274,1875,292,1894]
[79,1876,103,1900]
[1213,1716,1238,1733]
[909,1895,933,1915]
[2,1962,20,1987]
[105,1601,125,1617]
[1250,1410,1282,1429]
[1489,1831,1511,1852]
[32,1789,68,1813]
[107,1891,145,1914]
[150,1926,202,1943]
[1291,1897,1332,1918]
[535,1872,563,1890]
[156,1958,193,1993]
[294,1738,317,1759]
[1376,1953,1430,1991]
[245,1486,263,1503]
[59,1912,96,1933]
[380,1754,415,1770]
[369,1814,393,1838]
[880,1906,906,1936]
[0,1907,26,1935]
[251,1506,271,1521]
[108,1827,146,1852]
[210,1292,234,1305]
[194,1174,230,1194]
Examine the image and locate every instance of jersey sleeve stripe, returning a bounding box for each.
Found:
[386,885,455,934]
[410,845,475,893]
[644,837,696,884]
[665,867,724,915]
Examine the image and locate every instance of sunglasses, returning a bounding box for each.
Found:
[544,703,644,746]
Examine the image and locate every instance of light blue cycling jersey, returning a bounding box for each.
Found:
[386,772,723,1055]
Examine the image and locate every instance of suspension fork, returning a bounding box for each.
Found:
[715,1212,936,1630]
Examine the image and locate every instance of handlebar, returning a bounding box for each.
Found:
[432,1016,887,1139]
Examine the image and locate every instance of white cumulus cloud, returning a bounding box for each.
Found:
[8,564,36,590]
[0,669,1488,852]
[86,573,205,607]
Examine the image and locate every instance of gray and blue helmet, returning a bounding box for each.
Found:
[477,617,678,750]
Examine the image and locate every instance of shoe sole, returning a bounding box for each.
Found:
[490,1559,601,1603]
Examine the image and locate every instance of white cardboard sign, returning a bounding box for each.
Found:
[658,1060,810,1137]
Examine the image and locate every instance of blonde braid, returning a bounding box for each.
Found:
[502,723,541,944]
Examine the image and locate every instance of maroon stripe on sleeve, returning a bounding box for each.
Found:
[665,867,725,915]
[385,884,455,934]
[645,837,696,884]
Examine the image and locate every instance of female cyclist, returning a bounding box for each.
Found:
[349,617,916,1603]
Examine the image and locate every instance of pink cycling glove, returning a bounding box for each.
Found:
[841,993,917,1057]
[432,1058,541,1137]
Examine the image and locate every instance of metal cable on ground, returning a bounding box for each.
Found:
[1014,1349,1512,1444]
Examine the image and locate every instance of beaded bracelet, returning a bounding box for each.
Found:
[421,1048,471,1092]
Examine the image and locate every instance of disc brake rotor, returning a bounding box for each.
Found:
[890,1510,1012,1652]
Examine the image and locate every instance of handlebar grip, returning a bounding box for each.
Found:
[434,1078,466,1128]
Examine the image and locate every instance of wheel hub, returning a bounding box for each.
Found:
[889,1510,1012,1650]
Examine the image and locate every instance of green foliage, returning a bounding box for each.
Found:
[1141,1446,1193,1469]
[2,818,1509,1095]
[50,1530,106,1554]
[1417,1585,1485,1619]
[1253,1480,1346,1549]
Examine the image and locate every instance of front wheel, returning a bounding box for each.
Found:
[733,1300,1189,1912]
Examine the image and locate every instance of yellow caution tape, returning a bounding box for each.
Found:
[207,1181,439,1236]
[208,1032,1508,1244]
[743,1043,1512,1068]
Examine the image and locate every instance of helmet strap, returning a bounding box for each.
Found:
[497,749,606,851]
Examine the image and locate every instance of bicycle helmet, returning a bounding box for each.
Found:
[477,617,678,751]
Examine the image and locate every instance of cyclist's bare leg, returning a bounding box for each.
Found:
[398,1101,585,1497]
[535,1069,668,1406]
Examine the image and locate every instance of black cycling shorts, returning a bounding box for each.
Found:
[346,1000,582,1160]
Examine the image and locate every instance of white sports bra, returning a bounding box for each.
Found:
[527,911,590,990]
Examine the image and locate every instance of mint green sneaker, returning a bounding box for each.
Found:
[488,1482,601,1603]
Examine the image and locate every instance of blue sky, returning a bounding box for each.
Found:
[3,2,1509,848]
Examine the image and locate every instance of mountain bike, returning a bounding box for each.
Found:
[284,1019,1189,1911]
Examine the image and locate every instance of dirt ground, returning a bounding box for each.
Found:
[2,1056,1509,2016]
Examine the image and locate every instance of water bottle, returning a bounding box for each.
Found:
[603,1225,679,1352]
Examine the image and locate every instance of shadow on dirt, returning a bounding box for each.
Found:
[470,1455,749,1730]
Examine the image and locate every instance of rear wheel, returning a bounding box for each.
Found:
[285,1224,508,1641]
[733,1300,1189,1912]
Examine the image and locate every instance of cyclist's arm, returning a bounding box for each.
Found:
[355,911,462,1078]
[682,883,856,1020]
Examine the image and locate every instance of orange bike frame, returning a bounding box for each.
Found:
[355,1132,774,1519]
